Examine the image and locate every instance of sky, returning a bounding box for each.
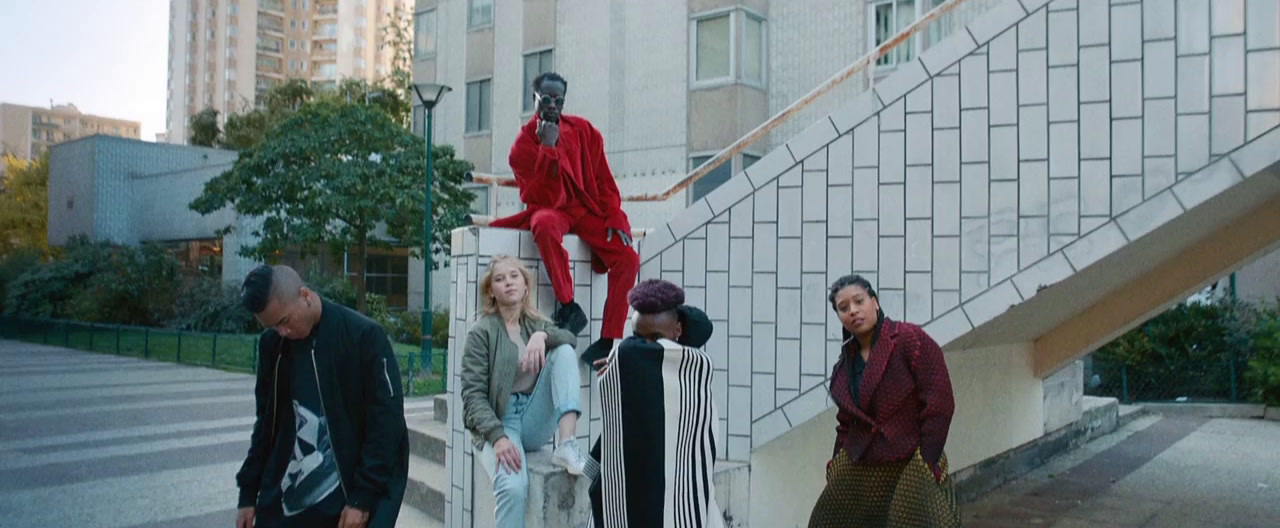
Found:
[0,0,170,141]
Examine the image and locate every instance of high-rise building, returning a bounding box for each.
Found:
[0,102,141,161]
[165,0,413,145]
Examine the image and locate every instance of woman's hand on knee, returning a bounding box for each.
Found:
[521,332,548,373]
[494,437,523,474]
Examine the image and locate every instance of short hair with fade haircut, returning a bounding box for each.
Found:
[240,264,305,314]
[531,71,568,93]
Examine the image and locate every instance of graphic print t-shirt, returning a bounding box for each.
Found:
[281,336,345,517]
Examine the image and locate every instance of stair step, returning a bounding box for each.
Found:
[407,414,448,465]
[396,502,444,528]
[405,396,435,419]
[433,394,448,423]
[406,454,448,523]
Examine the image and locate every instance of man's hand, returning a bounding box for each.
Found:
[494,437,523,474]
[536,119,559,147]
[606,228,633,247]
[592,358,609,377]
[338,506,370,528]
[235,507,254,528]
[521,332,547,373]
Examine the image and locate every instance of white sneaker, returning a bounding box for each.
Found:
[552,437,587,476]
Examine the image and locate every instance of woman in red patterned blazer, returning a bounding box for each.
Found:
[808,274,961,527]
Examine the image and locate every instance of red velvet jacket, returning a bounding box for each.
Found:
[493,115,630,233]
[829,318,955,478]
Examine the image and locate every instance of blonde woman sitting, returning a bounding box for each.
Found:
[459,255,588,527]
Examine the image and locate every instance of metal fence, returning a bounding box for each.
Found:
[0,315,446,397]
[1085,356,1248,404]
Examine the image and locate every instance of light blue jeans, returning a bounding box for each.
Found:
[478,344,581,528]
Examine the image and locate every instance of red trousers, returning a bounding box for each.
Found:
[528,207,638,339]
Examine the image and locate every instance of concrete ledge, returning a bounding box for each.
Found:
[1141,402,1266,418]
[953,396,1119,503]
[1265,407,1280,422]
[472,450,750,528]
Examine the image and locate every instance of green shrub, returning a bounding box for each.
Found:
[303,263,358,309]
[1093,298,1258,402]
[65,243,182,326]
[167,275,258,334]
[0,249,42,313]
[1246,303,1280,406]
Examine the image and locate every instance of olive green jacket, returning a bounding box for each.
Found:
[459,313,577,447]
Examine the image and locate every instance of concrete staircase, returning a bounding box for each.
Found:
[400,396,449,528]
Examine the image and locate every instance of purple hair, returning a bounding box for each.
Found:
[628,279,685,314]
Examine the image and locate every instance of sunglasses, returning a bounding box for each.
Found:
[534,93,565,107]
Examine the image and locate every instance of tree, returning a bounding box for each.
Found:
[380,3,415,128]
[189,107,221,146]
[189,100,473,313]
[0,152,50,256]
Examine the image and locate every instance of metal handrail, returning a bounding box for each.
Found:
[463,213,654,238]
[466,0,972,202]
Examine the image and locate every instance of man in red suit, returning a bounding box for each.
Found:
[489,72,638,362]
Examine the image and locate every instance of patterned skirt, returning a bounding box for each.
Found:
[808,449,961,528]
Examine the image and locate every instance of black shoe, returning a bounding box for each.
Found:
[580,338,614,366]
[553,301,588,335]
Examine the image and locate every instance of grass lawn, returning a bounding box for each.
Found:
[2,318,447,396]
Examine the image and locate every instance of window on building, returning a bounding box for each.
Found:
[319,62,338,78]
[466,184,490,215]
[230,4,238,16]
[228,25,238,36]
[691,9,767,87]
[522,49,554,113]
[290,39,297,49]
[414,9,437,58]
[693,14,731,82]
[352,253,410,308]
[289,59,296,70]
[870,0,947,67]
[302,20,308,29]
[468,0,493,29]
[688,155,733,203]
[290,19,297,29]
[357,15,366,27]
[743,13,765,85]
[301,59,308,70]
[465,79,492,133]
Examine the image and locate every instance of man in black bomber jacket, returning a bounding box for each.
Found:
[234,265,408,528]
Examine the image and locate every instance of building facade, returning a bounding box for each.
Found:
[164,0,413,145]
[407,0,1001,309]
[0,102,140,160]
[409,0,1008,229]
[46,135,418,307]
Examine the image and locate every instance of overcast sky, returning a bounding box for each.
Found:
[0,0,170,140]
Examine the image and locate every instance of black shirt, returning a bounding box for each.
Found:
[280,330,346,519]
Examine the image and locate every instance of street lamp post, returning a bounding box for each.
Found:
[412,82,451,375]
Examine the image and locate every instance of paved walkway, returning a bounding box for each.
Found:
[0,339,433,527]
[962,413,1280,527]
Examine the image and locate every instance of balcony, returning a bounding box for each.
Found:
[313,24,338,39]
[313,41,338,57]
[259,0,284,13]
[255,38,283,54]
[257,16,284,34]
[316,3,338,17]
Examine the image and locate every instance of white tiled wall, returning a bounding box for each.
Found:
[446,0,1280,524]
[633,0,1280,463]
